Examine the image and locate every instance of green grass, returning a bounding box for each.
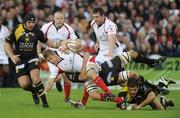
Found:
[0,88,179,118]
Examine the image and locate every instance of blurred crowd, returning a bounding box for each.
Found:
[0,0,180,57]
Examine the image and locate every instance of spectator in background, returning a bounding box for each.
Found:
[0,16,10,87]
[81,33,96,55]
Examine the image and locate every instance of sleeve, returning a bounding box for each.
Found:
[106,23,117,35]
[142,85,153,98]
[37,28,48,43]
[41,24,47,34]
[5,27,16,44]
[68,25,77,40]
[47,62,59,80]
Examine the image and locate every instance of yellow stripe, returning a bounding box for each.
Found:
[15,24,25,41]
[121,86,128,92]
[121,86,132,102]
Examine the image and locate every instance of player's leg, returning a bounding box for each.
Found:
[18,75,39,105]
[30,68,49,108]
[55,80,63,92]
[15,62,39,105]
[28,59,49,108]
[149,98,164,110]
[85,81,124,108]
[158,77,176,88]
[130,50,166,67]
[160,96,175,109]
[63,76,71,102]
[138,75,169,95]
[119,50,166,67]
[87,68,111,93]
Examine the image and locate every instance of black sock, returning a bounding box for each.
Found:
[23,84,36,94]
[35,81,48,104]
[157,82,165,88]
[134,53,157,65]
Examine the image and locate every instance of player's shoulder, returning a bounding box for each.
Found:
[42,22,53,29]
[63,23,73,30]
[1,25,8,31]
[105,18,116,27]
[90,20,96,27]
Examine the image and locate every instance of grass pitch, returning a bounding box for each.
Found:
[0,88,179,118]
[1,58,180,118]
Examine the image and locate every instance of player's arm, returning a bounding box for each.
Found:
[135,91,156,110]
[79,52,89,81]
[94,40,99,51]
[44,78,55,93]
[107,24,117,58]
[107,34,116,58]
[4,30,21,64]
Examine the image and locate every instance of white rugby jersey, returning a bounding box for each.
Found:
[41,22,77,50]
[48,51,83,79]
[41,22,77,41]
[91,18,122,63]
[0,25,9,64]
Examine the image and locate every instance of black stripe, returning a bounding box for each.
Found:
[121,72,126,81]
[126,52,130,62]
[126,71,128,81]
[115,42,119,47]
[122,54,128,62]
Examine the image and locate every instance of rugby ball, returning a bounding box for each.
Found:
[66,40,83,52]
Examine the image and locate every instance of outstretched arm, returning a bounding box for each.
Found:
[134,91,156,110]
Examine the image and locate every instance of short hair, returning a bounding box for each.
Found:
[92,7,104,16]
[127,77,139,88]
[42,50,55,60]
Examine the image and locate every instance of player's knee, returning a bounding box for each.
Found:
[128,50,138,60]
[20,83,30,90]
[89,94,97,100]
[128,71,139,79]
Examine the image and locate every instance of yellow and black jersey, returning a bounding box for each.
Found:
[118,83,153,105]
[5,24,47,59]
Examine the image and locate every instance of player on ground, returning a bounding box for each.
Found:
[117,78,174,110]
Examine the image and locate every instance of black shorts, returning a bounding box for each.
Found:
[65,72,85,83]
[99,56,125,86]
[14,57,39,78]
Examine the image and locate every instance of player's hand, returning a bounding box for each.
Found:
[38,53,45,62]
[69,101,85,109]
[83,52,89,63]
[11,55,21,64]
[94,42,99,52]
[104,54,113,60]
[134,105,141,110]
[59,40,68,52]
[39,90,48,97]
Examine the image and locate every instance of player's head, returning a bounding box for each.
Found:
[127,78,139,97]
[43,50,60,65]
[24,12,36,31]
[92,7,105,25]
[53,11,64,28]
